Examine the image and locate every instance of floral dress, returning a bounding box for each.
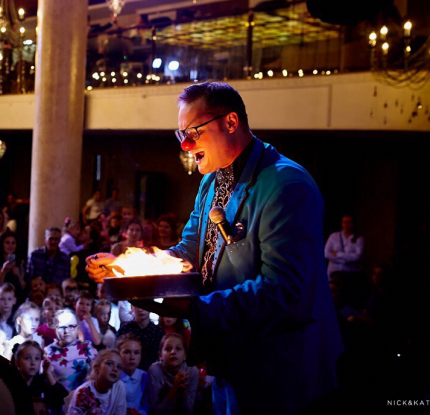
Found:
[45,339,98,391]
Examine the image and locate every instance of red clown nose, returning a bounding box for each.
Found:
[181,138,196,152]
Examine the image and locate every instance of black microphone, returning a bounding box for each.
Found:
[209,206,232,245]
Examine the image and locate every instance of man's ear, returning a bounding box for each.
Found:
[224,112,239,134]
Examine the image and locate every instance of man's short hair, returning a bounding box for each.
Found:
[45,227,61,238]
[177,81,249,129]
[76,290,94,302]
[0,282,16,295]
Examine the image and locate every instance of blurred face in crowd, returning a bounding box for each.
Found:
[132,306,149,328]
[0,290,16,315]
[68,222,81,239]
[96,305,111,327]
[16,345,42,381]
[121,207,133,223]
[47,286,62,298]
[109,217,120,229]
[3,236,17,256]
[42,299,60,325]
[31,277,46,294]
[158,221,173,239]
[45,231,61,252]
[62,281,78,304]
[126,223,142,245]
[78,225,91,244]
[96,283,105,300]
[341,216,354,235]
[56,312,79,346]
[119,340,142,376]
[93,191,102,202]
[160,336,186,370]
[75,297,93,319]
[178,98,237,175]
[162,317,177,327]
[18,309,40,336]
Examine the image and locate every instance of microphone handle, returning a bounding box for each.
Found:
[217,219,232,245]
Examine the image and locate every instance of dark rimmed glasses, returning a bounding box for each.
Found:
[175,113,228,143]
[56,324,78,332]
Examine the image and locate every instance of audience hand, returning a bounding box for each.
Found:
[174,371,190,390]
[85,252,117,283]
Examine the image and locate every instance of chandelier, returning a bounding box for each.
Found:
[369,20,430,89]
[179,151,197,175]
[105,0,126,19]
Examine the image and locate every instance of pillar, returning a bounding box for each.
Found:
[28,0,88,252]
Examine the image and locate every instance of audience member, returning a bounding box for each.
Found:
[82,190,104,224]
[108,215,122,246]
[111,219,146,256]
[148,333,198,415]
[5,301,43,359]
[325,214,364,279]
[155,214,180,250]
[117,305,164,371]
[74,290,101,346]
[62,278,78,309]
[45,309,98,391]
[0,210,7,236]
[28,276,47,306]
[117,333,149,415]
[104,187,122,215]
[14,340,68,412]
[119,206,134,234]
[159,317,191,348]
[46,282,63,299]
[37,296,63,347]
[0,282,17,340]
[96,283,120,330]
[0,229,26,302]
[95,299,117,349]
[60,218,90,256]
[26,227,70,284]
[66,349,127,415]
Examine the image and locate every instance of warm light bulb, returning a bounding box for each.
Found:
[313,69,318,75]
[282,69,288,77]
[100,72,105,76]
[380,26,388,41]
[137,73,142,79]
[369,31,377,47]
[0,27,6,33]
[404,21,412,37]
[382,42,389,55]
[112,78,116,83]
[406,46,411,53]
[19,27,25,34]
[18,8,25,20]
[87,86,93,91]
[122,71,128,77]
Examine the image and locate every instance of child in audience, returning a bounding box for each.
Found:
[37,296,62,346]
[29,276,47,306]
[117,305,165,371]
[148,333,199,415]
[46,283,63,299]
[96,282,120,330]
[5,301,43,359]
[0,282,17,340]
[62,278,78,309]
[45,309,98,391]
[0,329,7,357]
[95,299,116,348]
[66,349,127,415]
[117,333,149,415]
[159,317,191,348]
[14,340,68,412]
[75,290,101,346]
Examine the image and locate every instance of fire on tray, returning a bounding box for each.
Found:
[109,247,192,277]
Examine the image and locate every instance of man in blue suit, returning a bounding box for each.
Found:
[88,82,343,414]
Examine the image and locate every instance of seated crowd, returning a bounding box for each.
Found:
[0,198,209,415]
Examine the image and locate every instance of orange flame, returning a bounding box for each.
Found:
[110,247,190,277]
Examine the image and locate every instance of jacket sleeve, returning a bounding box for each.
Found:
[191,179,326,335]
[324,233,346,264]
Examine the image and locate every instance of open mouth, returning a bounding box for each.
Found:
[194,151,205,164]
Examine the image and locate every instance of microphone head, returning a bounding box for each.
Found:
[209,206,226,225]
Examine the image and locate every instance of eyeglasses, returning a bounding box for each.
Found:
[56,324,78,332]
[175,113,228,143]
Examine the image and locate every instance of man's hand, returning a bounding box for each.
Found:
[85,252,117,283]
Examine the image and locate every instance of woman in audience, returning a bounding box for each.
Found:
[148,333,198,415]
[154,214,179,250]
[158,317,191,348]
[111,219,145,256]
[66,349,127,415]
[5,301,43,359]
[82,190,104,225]
[0,229,26,302]
[45,309,98,391]
[14,340,68,412]
[117,333,149,415]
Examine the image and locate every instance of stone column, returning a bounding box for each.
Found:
[28,0,88,252]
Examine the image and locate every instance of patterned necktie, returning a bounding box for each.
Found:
[201,164,235,284]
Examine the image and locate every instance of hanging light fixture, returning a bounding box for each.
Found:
[105,0,126,19]
[179,151,197,175]
[0,139,6,159]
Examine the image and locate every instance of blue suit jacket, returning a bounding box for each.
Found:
[169,139,343,414]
